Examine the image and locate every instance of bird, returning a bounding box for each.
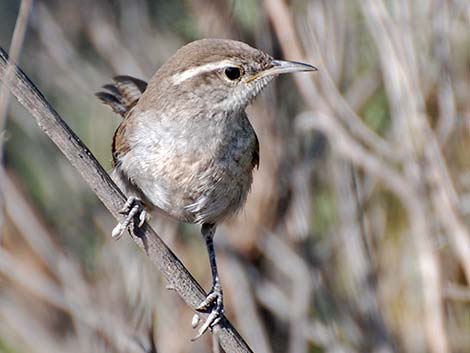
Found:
[96,38,316,339]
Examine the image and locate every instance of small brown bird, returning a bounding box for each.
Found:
[96,38,316,338]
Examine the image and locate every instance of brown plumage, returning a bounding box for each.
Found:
[96,38,316,339]
[96,75,147,166]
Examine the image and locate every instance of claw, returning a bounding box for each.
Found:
[191,310,222,341]
[191,284,224,340]
[112,197,147,239]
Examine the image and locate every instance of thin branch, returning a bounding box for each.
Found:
[0,0,33,241]
[222,254,273,353]
[265,2,462,353]
[0,246,147,353]
[0,0,33,142]
[0,47,253,353]
[359,2,451,352]
[264,0,400,164]
[264,0,411,204]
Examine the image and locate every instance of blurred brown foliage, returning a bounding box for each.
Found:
[0,1,469,353]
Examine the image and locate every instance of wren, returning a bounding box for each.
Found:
[96,38,316,339]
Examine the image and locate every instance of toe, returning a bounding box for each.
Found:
[195,291,219,312]
[113,197,147,238]
[138,210,147,227]
[191,310,222,341]
[119,196,136,214]
[112,223,125,239]
[191,314,200,329]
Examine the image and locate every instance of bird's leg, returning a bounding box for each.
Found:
[112,196,148,239]
[192,223,224,340]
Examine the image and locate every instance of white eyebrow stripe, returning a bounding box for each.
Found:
[171,60,235,85]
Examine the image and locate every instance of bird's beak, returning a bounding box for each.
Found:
[270,60,318,75]
[248,60,317,82]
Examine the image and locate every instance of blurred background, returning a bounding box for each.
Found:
[0,0,469,352]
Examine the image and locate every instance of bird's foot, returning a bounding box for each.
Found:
[191,283,224,340]
[112,196,148,239]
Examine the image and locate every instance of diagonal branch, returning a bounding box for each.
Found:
[0,47,253,353]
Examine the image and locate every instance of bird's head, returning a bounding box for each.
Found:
[144,39,317,113]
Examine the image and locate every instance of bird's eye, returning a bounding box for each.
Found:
[224,66,242,81]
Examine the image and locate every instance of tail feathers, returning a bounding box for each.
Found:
[96,75,148,117]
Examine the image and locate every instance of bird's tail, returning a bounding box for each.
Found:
[95,75,148,118]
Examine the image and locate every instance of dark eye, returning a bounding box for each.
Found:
[224,66,242,81]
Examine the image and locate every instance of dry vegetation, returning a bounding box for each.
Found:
[0,1,469,353]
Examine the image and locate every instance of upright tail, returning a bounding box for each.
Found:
[95,75,148,117]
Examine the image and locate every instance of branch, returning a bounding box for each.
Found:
[0,0,33,242]
[0,47,253,353]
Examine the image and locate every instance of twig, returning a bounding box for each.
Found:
[264,0,411,204]
[0,246,149,353]
[265,1,463,353]
[260,233,312,353]
[32,4,102,92]
[2,172,154,353]
[0,47,253,353]
[2,172,60,273]
[358,2,451,352]
[0,0,33,241]
[264,0,400,164]
[222,254,273,353]
[0,0,33,143]
[443,283,470,302]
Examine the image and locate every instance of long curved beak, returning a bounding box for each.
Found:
[248,60,317,82]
